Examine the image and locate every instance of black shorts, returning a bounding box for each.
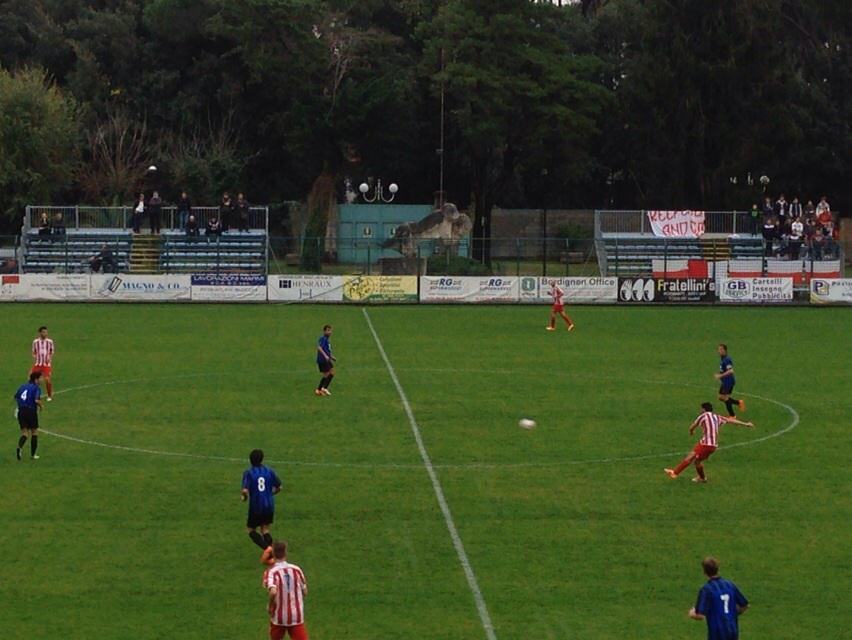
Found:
[247,510,274,529]
[17,407,39,430]
[317,361,333,373]
[719,382,735,396]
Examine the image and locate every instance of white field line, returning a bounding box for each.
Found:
[42,369,800,470]
[362,308,498,640]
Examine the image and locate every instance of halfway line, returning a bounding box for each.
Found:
[361,308,498,640]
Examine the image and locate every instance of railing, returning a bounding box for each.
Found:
[595,209,751,236]
[25,205,269,232]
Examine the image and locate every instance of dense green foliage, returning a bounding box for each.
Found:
[1,303,849,637]
[0,0,849,234]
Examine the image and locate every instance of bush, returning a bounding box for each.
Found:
[427,254,492,276]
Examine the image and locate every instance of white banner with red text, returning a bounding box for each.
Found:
[646,210,706,238]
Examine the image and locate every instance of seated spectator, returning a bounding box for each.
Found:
[804,199,816,219]
[89,244,118,273]
[815,195,830,216]
[186,214,199,237]
[37,213,51,236]
[817,207,834,237]
[206,215,222,237]
[788,217,803,260]
[51,212,66,235]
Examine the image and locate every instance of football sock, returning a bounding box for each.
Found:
[317,378,325,390]
[696,463,706,480]
[30,436,38,456]
[325,374,334,388]
[249,531,267,549]
[263,532,273,546]
[724,399,736,416]
[18,435,27,449]
[672,457,692,476]
[46,381,53,397]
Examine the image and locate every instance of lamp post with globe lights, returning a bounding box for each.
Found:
[359,178,398,203]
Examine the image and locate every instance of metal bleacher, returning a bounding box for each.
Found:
[159,231,266,274]
[24,229,132,273]
[597,233,764,276]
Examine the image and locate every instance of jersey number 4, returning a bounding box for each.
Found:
[20,390,28,401]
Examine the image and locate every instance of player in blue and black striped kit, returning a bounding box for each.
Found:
[14,371,44,460]
[240,449,282,550]
[689,557,749,640]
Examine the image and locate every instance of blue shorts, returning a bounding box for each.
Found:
[719,382,735,395]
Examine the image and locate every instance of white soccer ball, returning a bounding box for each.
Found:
[518,418,537,430]
[147,165,158,172]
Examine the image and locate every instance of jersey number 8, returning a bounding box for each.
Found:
[257,477,266,492]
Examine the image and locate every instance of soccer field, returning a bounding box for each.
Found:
[1,303,850,639]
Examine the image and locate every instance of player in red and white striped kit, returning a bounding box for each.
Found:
[546,280,575,332]
[263,541,309,640]
[31,326,55,401]
[665,402,754,483]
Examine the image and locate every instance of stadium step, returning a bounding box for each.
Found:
[129,235,163,274]
[699,238,732,261]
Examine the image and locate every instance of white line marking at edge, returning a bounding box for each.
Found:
[362,308,498,640]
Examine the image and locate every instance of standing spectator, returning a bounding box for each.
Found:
[132,193,145,234]
[804,199,816,219]
[789,196,803,221]
[688,557,749,640]
[788,217,803,260]
[219,192,234,232]
[176,191,192,230]
[811,228,826,260]
[761,216,778,257]
[51,212,66,235]
[761,196,774,221]
[237,192,251,232]
[186,214,199,237]
[37,212,50,236]
[206,215,222,237]
[148,191,163,234]
[775,193,789,226]
[815,195,830,216]
[802,217,816,259]
[748,204,760,236]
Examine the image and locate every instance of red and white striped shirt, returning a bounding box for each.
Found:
[695,411,730,447]
[550,285,564,305]
[264,561,307,627]
[32,338,55,366]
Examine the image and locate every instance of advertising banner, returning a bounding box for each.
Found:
[90,275,191,301]
[342,276,417,303]
[268,275,344,302]
[0,274,20,300]
[618,277,716,303]
[718,277,793,302]
[190,273,267,301]
[7,274,90,301]
[519,277,618,303]
[810,278,852,305]
[420,276,521,302]
[646,210,706,238]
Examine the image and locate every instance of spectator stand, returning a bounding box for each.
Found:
[22,205,269,275]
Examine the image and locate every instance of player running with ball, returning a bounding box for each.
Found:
[545,280,575,332]
[665,402,754,483]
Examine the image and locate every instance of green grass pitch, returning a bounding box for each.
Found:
[1,303,849,639]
